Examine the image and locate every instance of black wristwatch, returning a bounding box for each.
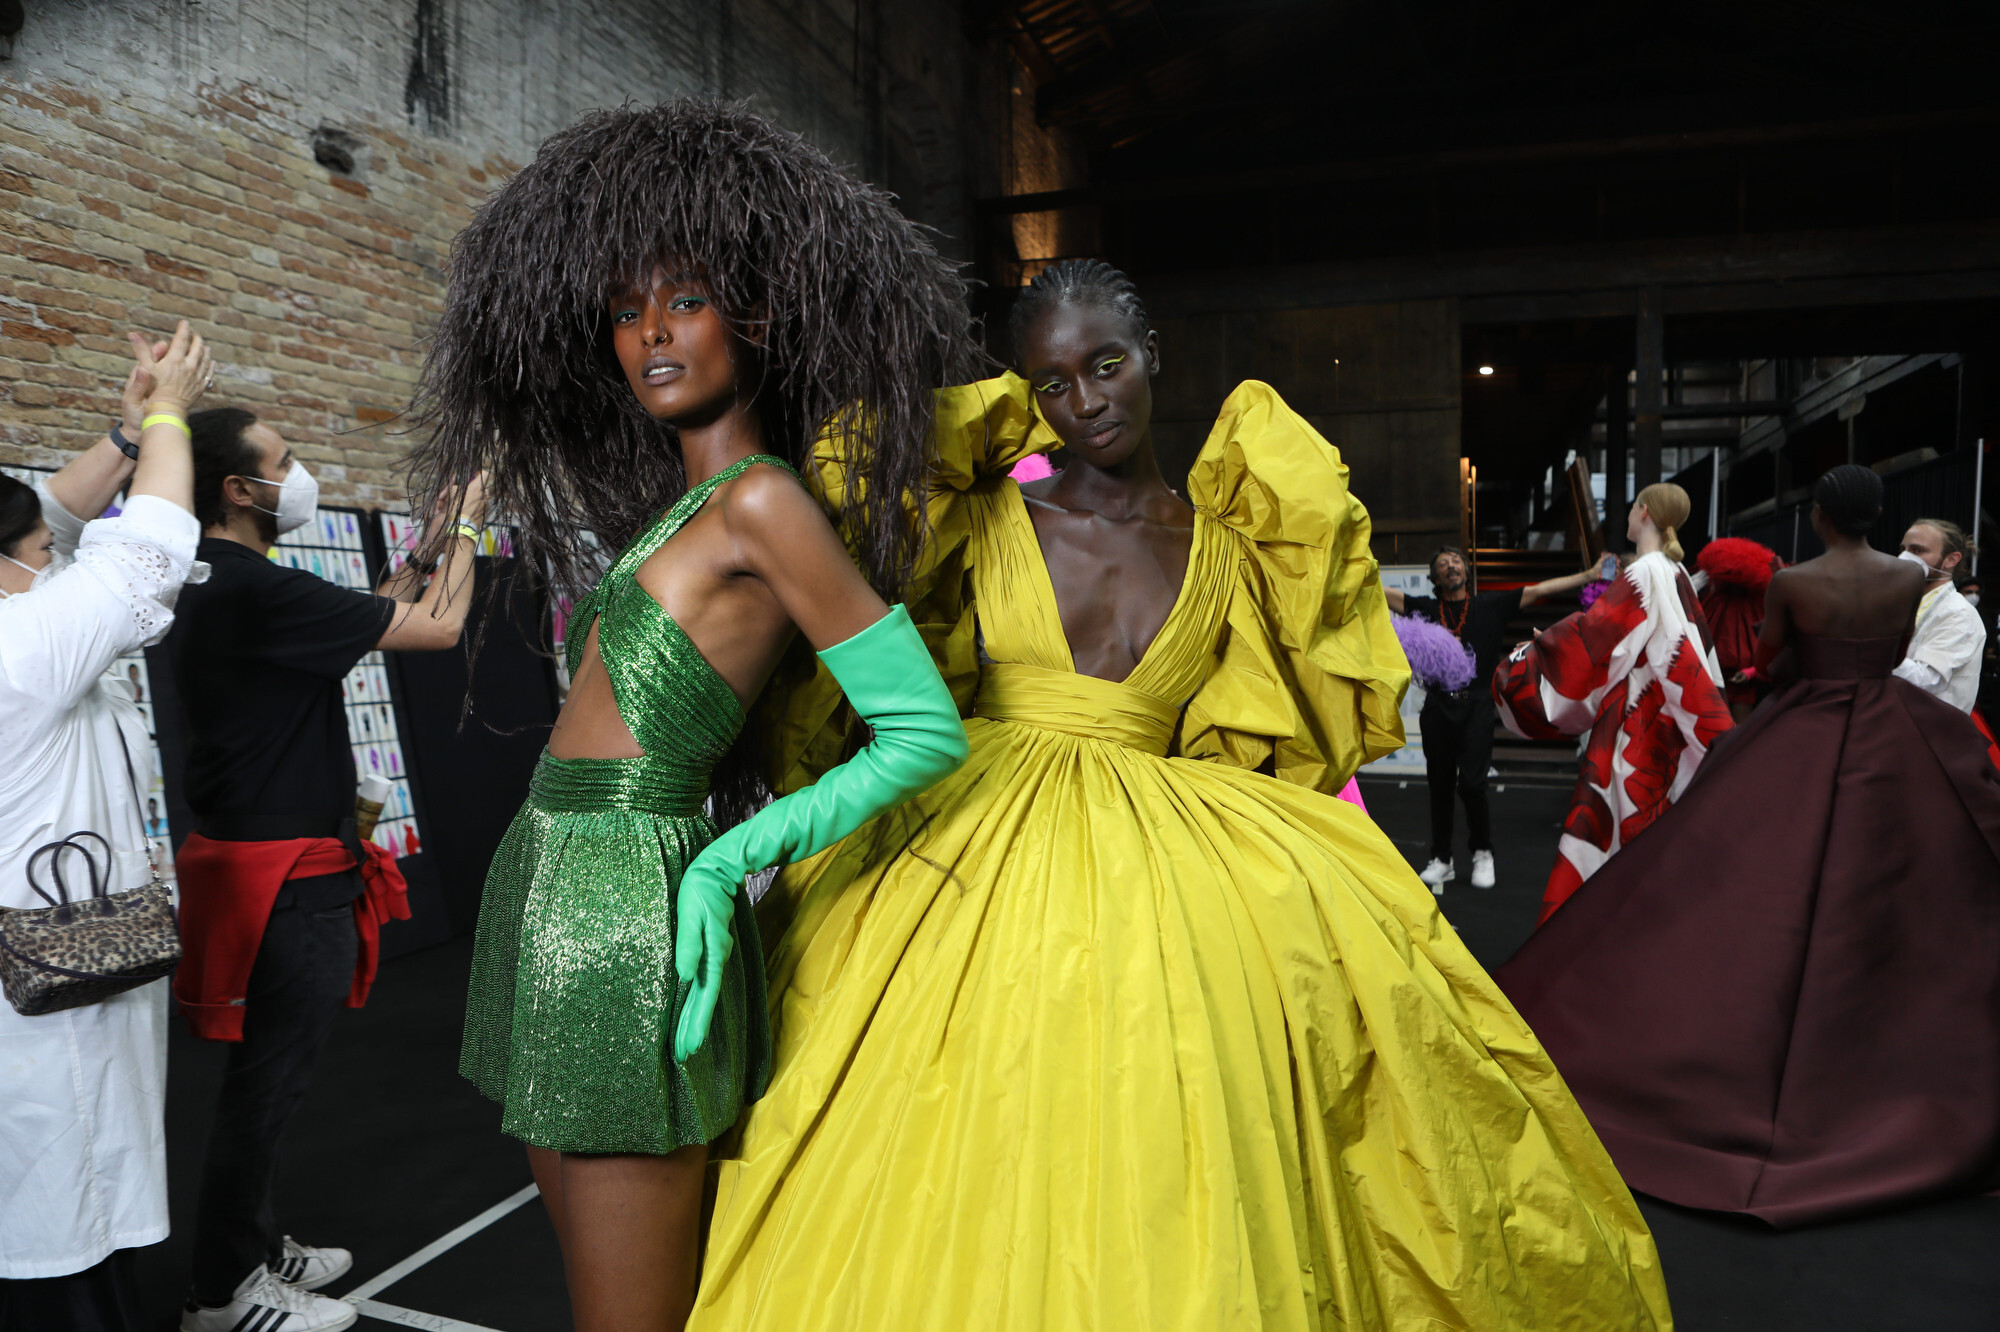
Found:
[109,420,139,460]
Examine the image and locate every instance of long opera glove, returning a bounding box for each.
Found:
[672,606,968,1062]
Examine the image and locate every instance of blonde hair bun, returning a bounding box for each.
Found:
[1637,483,1691,562]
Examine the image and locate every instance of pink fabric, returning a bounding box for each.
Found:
[1335,777,1366,811]
[1008,454,1055,483]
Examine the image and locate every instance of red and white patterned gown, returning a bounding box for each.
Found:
[1493,551,1734,922]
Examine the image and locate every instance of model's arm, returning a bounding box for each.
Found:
[376,473,489,651]
[1753,572,1793,675]
[672,473,968,1061]
[1520,554,1619,609]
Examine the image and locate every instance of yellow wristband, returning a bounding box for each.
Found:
[140,412,190,436]
[451,522,482,542]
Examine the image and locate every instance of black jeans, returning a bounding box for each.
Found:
[0,1249,146,1332]
[1419,693,1495,861]
[189,873,360,1305]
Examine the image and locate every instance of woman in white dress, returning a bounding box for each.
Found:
[0,323,213,1329]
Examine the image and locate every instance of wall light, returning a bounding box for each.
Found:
[1477,365,1495,376]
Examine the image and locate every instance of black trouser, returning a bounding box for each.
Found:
[189,872,360,1305]
[1419,693,1495,861]
[0,1249,146,1332]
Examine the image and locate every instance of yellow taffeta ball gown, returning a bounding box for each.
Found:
[692,377,1672,1331]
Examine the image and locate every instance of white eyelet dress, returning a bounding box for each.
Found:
[0,483,202,1278]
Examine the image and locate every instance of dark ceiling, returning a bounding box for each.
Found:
[980,1,1998,165]
[973,2,2000,521]
[974,2,2000,274]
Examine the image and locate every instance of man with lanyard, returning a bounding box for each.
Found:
[1894,518,1985,713]
[166,406,487,1332]
[1388,546,1614,891]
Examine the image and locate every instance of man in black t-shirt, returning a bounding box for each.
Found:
[168,407,486,1332]
[1388,546,1612,893]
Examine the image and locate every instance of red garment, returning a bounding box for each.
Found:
[1696,538,1782,715]
[1974,707,2000,773]
[1493,553,1734,922]
[172,832,410,1041]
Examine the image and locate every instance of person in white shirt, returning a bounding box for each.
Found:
[1894,518,1985,713]
[0,323,212,1330]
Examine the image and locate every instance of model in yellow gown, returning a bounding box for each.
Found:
[691,376,1672,1330]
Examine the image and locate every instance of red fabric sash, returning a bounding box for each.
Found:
[171,832,410,1042]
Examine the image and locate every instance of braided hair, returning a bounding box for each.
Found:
[1007,259,1149,365]
[1812,464,1884,537]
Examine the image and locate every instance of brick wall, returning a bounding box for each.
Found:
[0,0,1026,506]
[1,76,504,505]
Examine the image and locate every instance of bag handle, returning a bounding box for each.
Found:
[113,727,162,882]
[18,713,161,910]
[25,830,111,909]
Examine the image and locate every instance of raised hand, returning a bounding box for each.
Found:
[121,333,173,432]
[142,321,214,416]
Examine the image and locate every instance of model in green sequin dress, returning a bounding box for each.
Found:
[460,454,784,1153]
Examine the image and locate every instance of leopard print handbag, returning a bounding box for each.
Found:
[0,829,182,1016]
[1,730,182,1017]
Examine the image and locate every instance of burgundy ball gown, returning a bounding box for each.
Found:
[1496,632,2000,1228]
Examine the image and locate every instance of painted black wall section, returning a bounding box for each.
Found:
[384,558,560,956]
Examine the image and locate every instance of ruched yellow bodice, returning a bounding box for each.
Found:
[973,663,1181,756]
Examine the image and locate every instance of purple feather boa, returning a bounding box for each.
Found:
[1393,613,1477,692]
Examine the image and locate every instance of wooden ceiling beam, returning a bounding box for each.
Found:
[1131,223,2000,322]
[975,105,2000,213]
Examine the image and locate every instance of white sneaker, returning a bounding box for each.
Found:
[1418,857,1455,894]
[1470,850,1496,890]
[182,1265,357,1332]
[275,1235,352,1291]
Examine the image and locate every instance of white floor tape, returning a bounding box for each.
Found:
[340,1181,541,1328]
[352,1299,511,1332]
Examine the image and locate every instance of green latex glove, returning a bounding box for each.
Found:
[673,605,968,1062]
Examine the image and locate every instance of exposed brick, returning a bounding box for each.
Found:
[1,0,1015,502]
[2,320,78,346]
[144,250,207,281]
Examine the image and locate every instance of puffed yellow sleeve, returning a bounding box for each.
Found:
[1176,380,1410,793]
[749,374,1059,795]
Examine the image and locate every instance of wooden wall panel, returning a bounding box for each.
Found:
[1147,298,1461,561]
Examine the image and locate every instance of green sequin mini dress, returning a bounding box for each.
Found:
[460,456,781,1154]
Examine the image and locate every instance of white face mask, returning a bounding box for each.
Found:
[1966,592,1981,608]
[242,461,320,535]
[0,549,62,598]
[1898,549,1941,576]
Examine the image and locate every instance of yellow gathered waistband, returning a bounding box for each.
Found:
[972,662,1180,757]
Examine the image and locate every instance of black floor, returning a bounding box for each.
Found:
[130,779,1997,1331]
[140,935,566,1332]
[1362,775,2000,1332]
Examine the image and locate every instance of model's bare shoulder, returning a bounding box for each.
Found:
[717,461,815,529]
